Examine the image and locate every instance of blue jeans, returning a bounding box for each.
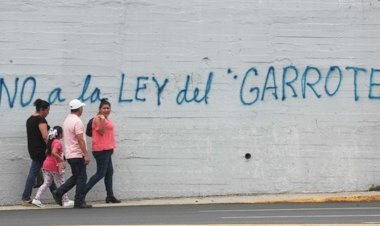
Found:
[85,150,114,198]
[56,158,87,205]
[22,159,56,201]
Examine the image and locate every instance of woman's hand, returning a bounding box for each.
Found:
[96,114,106,135]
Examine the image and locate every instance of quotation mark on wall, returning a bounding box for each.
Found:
[227,68,239,80]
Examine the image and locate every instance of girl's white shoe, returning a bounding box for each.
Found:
[31,199,45,208]
[63,200,74,207]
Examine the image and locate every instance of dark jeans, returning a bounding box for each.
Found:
[56,158,87,205]
[85,150,114,198]
[22,159,56,201]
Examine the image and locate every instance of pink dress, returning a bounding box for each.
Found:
[42,139,62,173]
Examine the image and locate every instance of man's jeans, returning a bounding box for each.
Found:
[22,159,56,201]
[85,150,114,198]
[56,158,87,205]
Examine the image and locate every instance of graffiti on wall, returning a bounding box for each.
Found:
[1,65,380,109]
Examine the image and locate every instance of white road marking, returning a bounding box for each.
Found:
[199,206,380,213]
[221,214,380,219]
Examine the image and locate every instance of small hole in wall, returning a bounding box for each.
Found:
[245,153,251,160]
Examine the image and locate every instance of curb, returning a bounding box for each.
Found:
[252,195,380,204]
[1,192,380,211]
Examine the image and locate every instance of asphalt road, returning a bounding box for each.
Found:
[1,202,380,225]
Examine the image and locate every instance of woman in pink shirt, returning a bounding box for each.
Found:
[32,126,74,208]
[84,99,120,203]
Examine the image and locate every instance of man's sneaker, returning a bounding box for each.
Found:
[74,202,92,208]
[21,199,32,206]
[31,199,45,208]
[52,190,63,206]
[63,200,74,208]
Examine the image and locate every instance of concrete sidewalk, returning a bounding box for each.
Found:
[1,191,380,211]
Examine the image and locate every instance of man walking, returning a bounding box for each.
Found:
[53,99,92,208]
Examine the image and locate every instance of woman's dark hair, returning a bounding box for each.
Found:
[34,99,50,112]
[46,126,63,156]
[99,98,111,109]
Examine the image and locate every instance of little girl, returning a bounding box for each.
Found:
[32,126,74,208]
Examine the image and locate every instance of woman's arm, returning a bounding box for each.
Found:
[95,115,106,136]
[39,123,48,143]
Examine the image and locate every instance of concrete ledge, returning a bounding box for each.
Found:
[253,194,380,204]
[120,191,380,206]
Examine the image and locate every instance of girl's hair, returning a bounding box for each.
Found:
[99,98,111,109]
[34,99,50,112]
[46,126,63,156]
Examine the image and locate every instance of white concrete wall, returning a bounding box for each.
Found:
[1,0,380,205]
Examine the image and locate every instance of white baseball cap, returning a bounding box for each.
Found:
[69,99,85,110]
